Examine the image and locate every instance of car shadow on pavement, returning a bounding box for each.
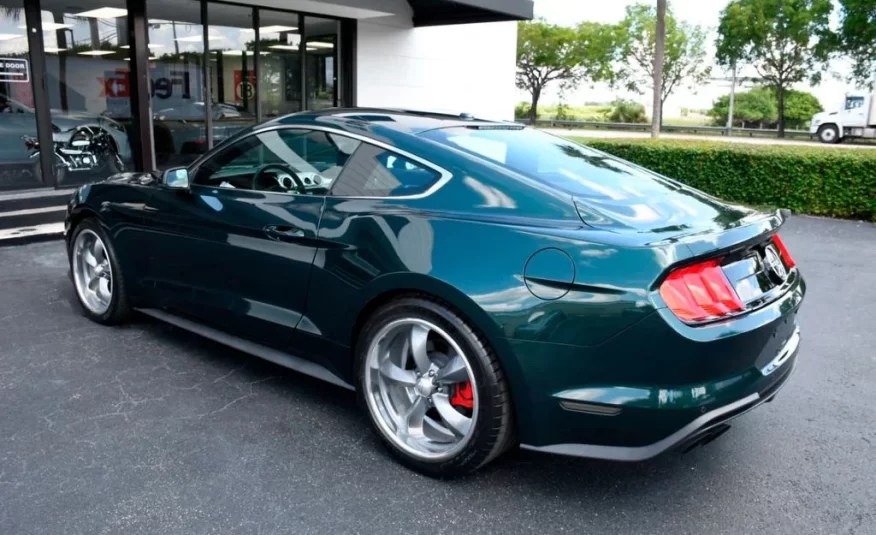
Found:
[146,321,727,479]
[60,279,730,498]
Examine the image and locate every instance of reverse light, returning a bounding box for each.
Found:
[771,234,796,269]
[659,259,744,323]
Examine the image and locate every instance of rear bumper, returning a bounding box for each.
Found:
[520,329,799,461]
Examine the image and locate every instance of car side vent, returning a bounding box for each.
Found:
[559,401,622,416]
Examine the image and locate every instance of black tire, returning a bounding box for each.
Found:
[32,160,66,185]
[96,151,123,176]
[355,296,515,477]
[68,218,132,325]
[817,124,840,144]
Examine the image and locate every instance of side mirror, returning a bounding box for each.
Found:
[163,167,190,189]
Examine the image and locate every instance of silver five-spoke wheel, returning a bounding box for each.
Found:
[364,318,478,461]
[72,229,113,315]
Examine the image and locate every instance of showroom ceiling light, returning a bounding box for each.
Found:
[214,50,269,55]
[267,45,299,51]
[176,34,224,42]
[120,44,164,49]
[242,25,298,33]
[74,7,128,18]
[0,33,23,41]
[306,41,333,49]
[25,22,73,31]
[78,50,115,56]
[43,47,69,53]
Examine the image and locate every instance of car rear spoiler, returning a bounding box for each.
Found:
[665,209,788,257]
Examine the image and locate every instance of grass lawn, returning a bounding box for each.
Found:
[532,104,611,121]
[663,116,712,127]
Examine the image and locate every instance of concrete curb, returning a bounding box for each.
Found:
[0,223,65,247]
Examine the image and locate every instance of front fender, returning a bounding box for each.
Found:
[821,119,843,133]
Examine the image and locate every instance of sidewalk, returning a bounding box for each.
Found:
[0,222,64,246]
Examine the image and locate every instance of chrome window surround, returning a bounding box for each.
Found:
[188,124,453,201]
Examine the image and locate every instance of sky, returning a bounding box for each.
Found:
[526,0,856,117]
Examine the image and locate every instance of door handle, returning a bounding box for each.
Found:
[264,224,305,240]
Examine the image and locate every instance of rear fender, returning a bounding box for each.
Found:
[347,272,534,440]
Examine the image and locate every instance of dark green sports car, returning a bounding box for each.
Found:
[65,109,805,476]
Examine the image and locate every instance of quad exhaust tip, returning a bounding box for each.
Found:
[681,423,732,453]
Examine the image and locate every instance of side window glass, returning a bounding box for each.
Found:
[330,144,441,198]
[192,129,360,194]
[845,97,864,110]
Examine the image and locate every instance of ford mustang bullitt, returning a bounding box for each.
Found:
[65,108,805,476]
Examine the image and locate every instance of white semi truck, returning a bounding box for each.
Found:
[810,92,876,143]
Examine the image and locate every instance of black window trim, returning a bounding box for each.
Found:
[187,125,453,200]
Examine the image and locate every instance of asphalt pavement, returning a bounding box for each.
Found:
[1,215,875,535]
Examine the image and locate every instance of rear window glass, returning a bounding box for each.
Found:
[420,127,680,200]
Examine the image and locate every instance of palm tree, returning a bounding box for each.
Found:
[651,0,666,139]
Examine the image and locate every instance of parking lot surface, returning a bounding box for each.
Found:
[1,215,874,535]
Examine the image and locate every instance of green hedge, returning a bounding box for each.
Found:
[569,138,876,221]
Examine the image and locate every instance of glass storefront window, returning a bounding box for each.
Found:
[304,16,337,110]
[208,3,256,145]
[258,11,302,119]
[147,0,206,168]
[1,1,42,190]
[41,0,132,186]
[1,1,349,193]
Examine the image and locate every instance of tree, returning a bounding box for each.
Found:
[783,89,824,128]
[835,0,876,88]
[652,0,666,138]
[608,99,648,123]
[710,87,780,127]
[716,0,833,137]
[709,87,823,129]
[616,3,711,126]
[516,20,618,124]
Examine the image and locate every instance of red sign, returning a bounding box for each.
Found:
[9,80,34,107]
[99,68,131,98]
[234,70,256,102]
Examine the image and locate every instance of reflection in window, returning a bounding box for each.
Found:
[148,0,206,168]
[331,144,439,197]
[41,0,132,185]
[258,12,302,118]
[304,16,337,110]
[0,0,42,189]
[208,3,256,142]
[422,127,670,200]
[194,129,359,195]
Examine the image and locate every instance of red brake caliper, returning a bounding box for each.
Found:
[450,381,474,410]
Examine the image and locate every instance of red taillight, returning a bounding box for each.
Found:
[772,234,796,269]
[659,258,744,323]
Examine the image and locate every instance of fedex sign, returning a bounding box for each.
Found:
[99,65,202,116]
[100,68,194,99]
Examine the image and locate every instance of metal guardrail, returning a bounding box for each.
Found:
[519,119,814,139]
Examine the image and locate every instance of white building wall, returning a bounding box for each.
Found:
[356,18,518,121]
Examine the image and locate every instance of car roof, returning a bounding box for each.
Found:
[257,107,513,136]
